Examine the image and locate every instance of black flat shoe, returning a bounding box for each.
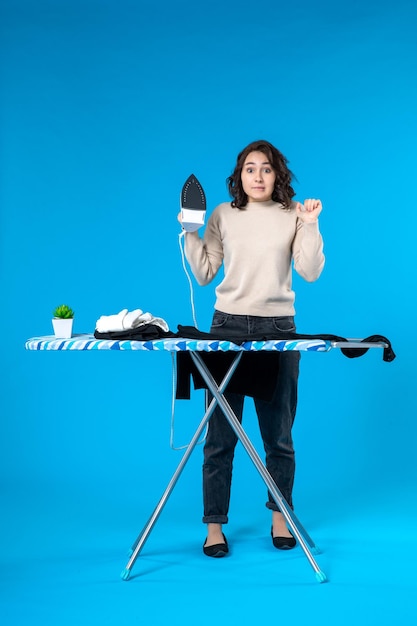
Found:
[271,528,296,550]
[203,533,229,558]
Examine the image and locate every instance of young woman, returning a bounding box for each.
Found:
[178,139,324,557]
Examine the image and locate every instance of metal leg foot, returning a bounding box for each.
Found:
[120,568,131,581]
[315,570,328,583]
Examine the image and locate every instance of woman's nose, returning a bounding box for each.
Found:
[255,170,263,181]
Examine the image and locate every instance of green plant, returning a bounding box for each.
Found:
[53,304,75,319]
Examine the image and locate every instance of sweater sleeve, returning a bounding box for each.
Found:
[292,219,325,282]
[184,209,224,285]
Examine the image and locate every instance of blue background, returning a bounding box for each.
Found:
[1,1,416,624]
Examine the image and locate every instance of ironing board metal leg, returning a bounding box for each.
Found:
[121,352,244,580]
[189,352,327,583]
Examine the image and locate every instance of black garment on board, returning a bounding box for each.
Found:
[176,325,396,361]
[174,325,396,401]
[94,325,176,341]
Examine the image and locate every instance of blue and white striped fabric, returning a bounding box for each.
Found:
[25,334,331,353]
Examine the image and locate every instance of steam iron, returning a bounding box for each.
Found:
[180,174,206,232]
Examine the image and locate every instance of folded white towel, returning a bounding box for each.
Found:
[123,308,144,329]
[95,309,129,333]
[134,312,169,332]
[95,308,169,333]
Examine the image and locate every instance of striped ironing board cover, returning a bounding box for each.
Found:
[25,334,332,353]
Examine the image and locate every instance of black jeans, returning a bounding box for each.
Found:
[202,311,300,524]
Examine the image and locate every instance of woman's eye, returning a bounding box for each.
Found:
[264,168,271,173]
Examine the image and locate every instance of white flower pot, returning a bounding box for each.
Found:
[52,318,74,339]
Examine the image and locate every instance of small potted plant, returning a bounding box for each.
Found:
[52,304,75,338]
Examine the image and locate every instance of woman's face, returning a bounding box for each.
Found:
[241,151,276,203]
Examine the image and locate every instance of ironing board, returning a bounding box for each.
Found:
[25,333,388,584]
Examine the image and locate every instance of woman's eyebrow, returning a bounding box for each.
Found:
[245,161,271,166]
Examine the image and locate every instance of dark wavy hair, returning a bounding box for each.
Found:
[227,140,296,209]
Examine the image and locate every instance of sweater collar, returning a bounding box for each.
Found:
[244,200,280,210]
